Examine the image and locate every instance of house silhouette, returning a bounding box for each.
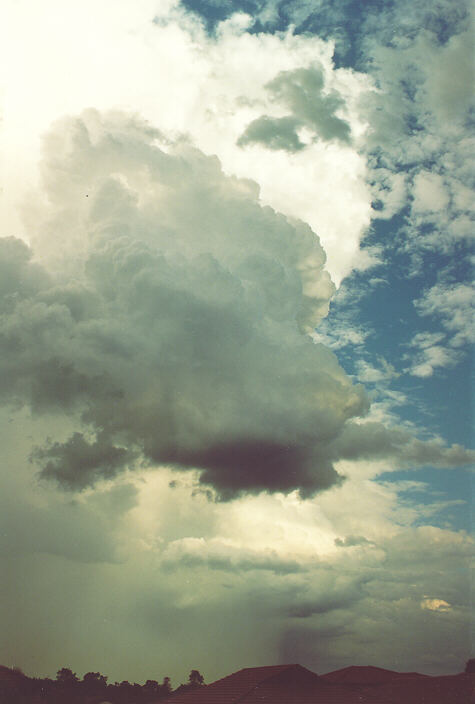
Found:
[159,663,474,703]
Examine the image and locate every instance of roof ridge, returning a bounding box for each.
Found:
[231,663,303,704]
[239,664,298,672]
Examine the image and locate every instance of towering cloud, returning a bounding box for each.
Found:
[0,0,473,686]
[3,108,472,498]
[2,110,371,497]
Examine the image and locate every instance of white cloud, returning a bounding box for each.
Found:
[412,172,449,214]
[409,331,445,350]
[355,358,398,384]
[0,0,373,286]
[421,598,452,613]
[406,333,460,377]
[311,324,369,350]
[351,245,383,272]
[409,345,460,378]
[355,8,475,260]
[423,28,474,121]
[414,282,474,348]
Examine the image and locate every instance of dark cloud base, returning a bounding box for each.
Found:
[160,440,342,499]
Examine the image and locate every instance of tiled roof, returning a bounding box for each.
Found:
[320,665,429,684]
[159,665,475,704]
[159,664,319,704]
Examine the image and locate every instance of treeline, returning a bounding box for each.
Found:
[0,666,205,703]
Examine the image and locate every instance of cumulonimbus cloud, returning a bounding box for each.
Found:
[1,110,471,498]
[1,109,366,497]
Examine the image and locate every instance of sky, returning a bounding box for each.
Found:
[0,0,473,686]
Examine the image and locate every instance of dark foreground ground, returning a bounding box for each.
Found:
[1,662,474,704]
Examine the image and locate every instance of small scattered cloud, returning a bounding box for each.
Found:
[311,324,369,351]
[412,172,449,214]
[355,358,399,384]
[31,432,137,490]
[237,115,305,151]
[408,345,460,378]
[265,66,352,144]
[421,597,452,613]
[237,65,352,153]
[414,282,474,348]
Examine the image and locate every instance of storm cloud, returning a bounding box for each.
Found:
[0,0,473,686]
[1,109,370,497]
[2,109,471,500]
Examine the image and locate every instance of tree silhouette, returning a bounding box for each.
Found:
[465,659,475,673]
[188,669,204,687]
[161,675,172,694]
[56,667,79,685]
[143,678,161,699]
[0,664,179,703]
[82,671,108,687]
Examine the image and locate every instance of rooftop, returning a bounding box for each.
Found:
[159,663,474,704]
